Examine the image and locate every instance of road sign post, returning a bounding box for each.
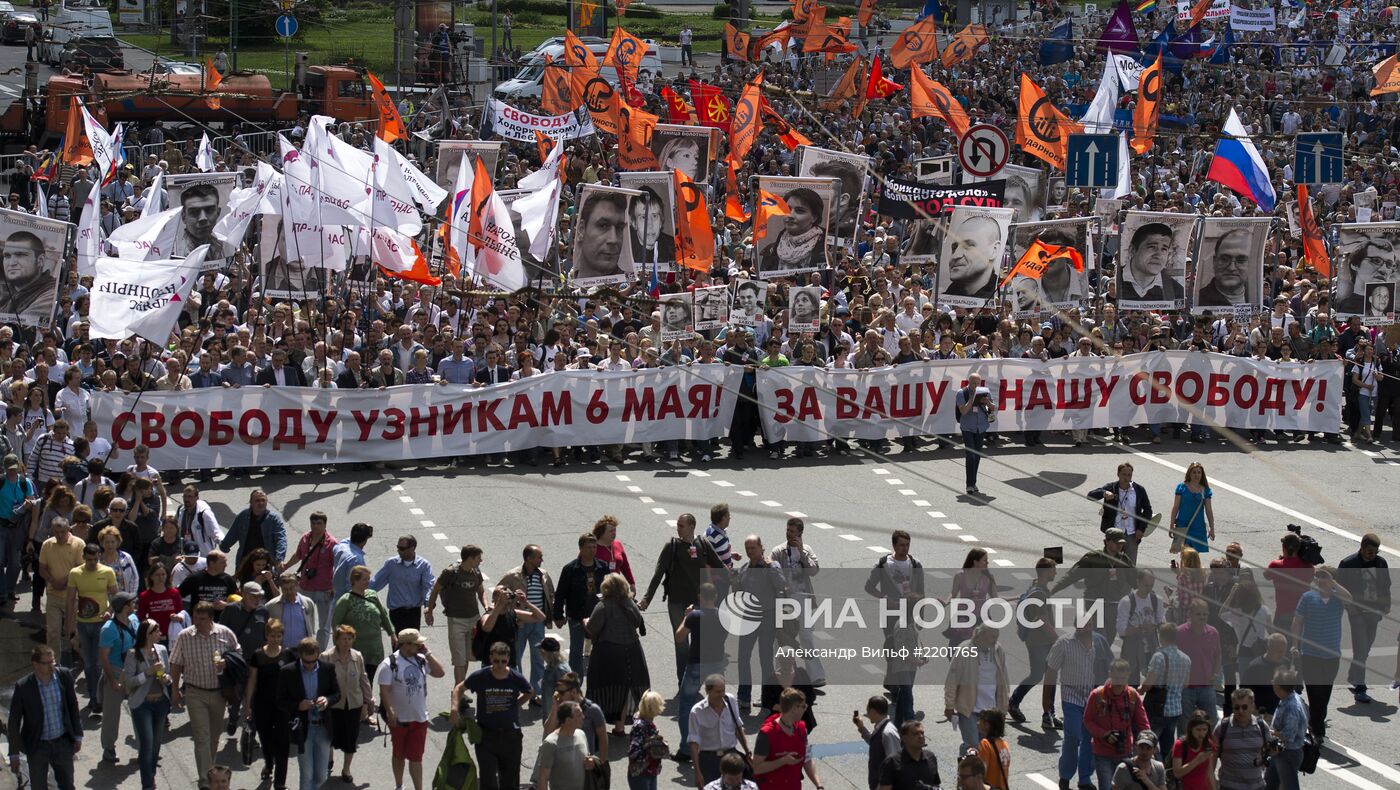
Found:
[1293,132,1343,185]
[276,15,297,90]
[958,124,1010,179]
[1066,133,1120,188]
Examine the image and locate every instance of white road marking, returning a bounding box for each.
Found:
[943,523,962,530]
[627,485,643,493]
[1025,773,1059,790]
[420,521,436,528]
[409,508,424,515]
[1358,449,1380,457]
[866,546,887,553]
[615,474,631,482]
[712,480,735,487]
[651,507,668,515]
[398,496,414,503]
[1319,759,1388,790]
[689,470,711,478]
[899,489,917,495]
[994,559,1015,567]
[912,500,931,507]
[958,535,979,542]
[446,545,459,553]
[639,496,654,504]
[811,522,835,530]
[786,511,808,518]
[926,511,946,519]
[1326,742,1400,785]
[391,484,404,491]
[737,491,757,496]
[839,534,862,542]
[1111,443,1400,558]
[886,479,904,485]
[760,500,783,507]
[432,533,448,540]
[872,469,890,475]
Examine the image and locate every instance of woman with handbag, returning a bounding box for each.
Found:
[122,618,173,790]
[322,624,373,783]
[627,690,668,790]
[584,573,651,737]
[1221,580,1272,686]
[1170,463,1215,553]
[243,618,294,790]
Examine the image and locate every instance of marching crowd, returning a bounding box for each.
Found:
[0,0,1399,789]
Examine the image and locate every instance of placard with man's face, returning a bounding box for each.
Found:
[795,145,871,245]
[693,285,730,331]
[570,184,642,287]
[164,172,237,270]
[937,206,1014,309]
[730,279,768,326]
[1333,222,1400,318]
[617,171,677,272]
[435,140,504,190]
[259,218,326,300]
[0,208,67,327]
[1006,218,1093,315]
[659,291,693,341]
[1117,210,1197,311]
[1192,217,1269,315]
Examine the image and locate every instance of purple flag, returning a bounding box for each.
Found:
[1096,0,1139,53]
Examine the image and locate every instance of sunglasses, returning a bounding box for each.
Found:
[1232,705,1251,711]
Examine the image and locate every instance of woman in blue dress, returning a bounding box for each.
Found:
[1170,462,1215,552]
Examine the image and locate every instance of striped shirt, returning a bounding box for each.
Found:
[169,623,240,690]
[1214,717,1268,790]
[1047,634,1100,708]
[523,569,546,609]
[1295,590,1344,659]
[705,524,734,569]
[1145,646,1192,718]
[29,434,74,487]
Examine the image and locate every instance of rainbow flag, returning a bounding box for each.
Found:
[1134,0,1157,11]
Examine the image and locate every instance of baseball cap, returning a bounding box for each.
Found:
[1135,730,1158,748]
[110,591,137,612]
[241,581,265,597]
[397,628,424,645]
[3,454,18,471]
[181,540,201,556]
[1104,528,1128,543]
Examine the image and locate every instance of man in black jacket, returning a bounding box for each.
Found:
[638,513,725,682]
[551,533,607,676]
[1087,462,1155,564]
[255,349,308,387]
[277,637,341,789]
[1339,533,1391,704]
[8,644,83,790]
[335,351,371,390]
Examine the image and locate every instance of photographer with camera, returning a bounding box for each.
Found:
[1265,667,1308,790]
[1086,659,1151,789]
[1214,689,1269,790]
[1111,731,1166,790]
[954,374,996,496]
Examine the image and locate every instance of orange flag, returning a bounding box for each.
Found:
[761,100,812,150]
[865,56,903,99]
[1297,184,1329,276]
[858,0,877,26]
[821,56,864,111]
[724,23,751,62]
[1371,54,1400,96]
[791,4,826,39]
[366,72,407,143]
[564,30,600,69]
[909,67,969,139]
[1188,0,1213,28]
[728,72,763,168]
[540,55,574,115]
[889,15,940,69]
[534,131,554,166]
[941,23,989,67]
[1015,73,1081,171]
[791,0,817,20]
[387,236,442,286]
[754,190,790,243]
[205,57,223,92]
[725,166,750,223]
[999,239,1083,287]
[1131,53,1163,155]
[565,29,602,109]
[691,81,732,133]
[673,169,714,271]
[604,26,648,78]
[617,104,660,171]
[582,77,622,136]
[804,18,858,55]
[60,97,94,166]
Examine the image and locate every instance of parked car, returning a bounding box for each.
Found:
[0,10,41,43]
[58,35,123,70]
[152,58,202,75]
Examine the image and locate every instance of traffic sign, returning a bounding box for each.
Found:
[958,124,1010,179]
[275,14,298,38]
[1293,132,1343,185]
[914,155,957,185]
[1066,133,1120,188]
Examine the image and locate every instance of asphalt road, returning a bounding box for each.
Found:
[16,432,1400,790]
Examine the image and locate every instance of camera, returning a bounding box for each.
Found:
[302,567,317,580]
[1108,730,1126,744]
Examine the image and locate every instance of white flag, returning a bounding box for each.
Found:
[78,99,116,183]
[142,172,166,219]
[1112,54,1145,91]
[475,188,527,292]
[214,160,282,244]
[382,141,447,212]
[1104,132,1133,200]
[447,152,474,271]
[515,174,561,263]
[357,226,424,273]
[304,118,373,228]
[370,136,423,235]
[1081,57,1120,134]
[196,132,216,172]
[280,136,349,271]
[90,246,209,343]
[519,139,566,191]
[76,191,103,277]
[107,206,182,260]
[35,183,48,218]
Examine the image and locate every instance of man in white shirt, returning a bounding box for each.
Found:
[894,297,923,335]
[53,368,90,424]
[377,629,446,790]
[1115,570,1165,683]
[688,674,750,787]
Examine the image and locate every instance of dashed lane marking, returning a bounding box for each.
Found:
[839,534,862,542]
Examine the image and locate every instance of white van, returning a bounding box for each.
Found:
[493,38,663,101]
[39,0,115,64]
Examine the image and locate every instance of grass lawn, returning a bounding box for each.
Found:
[122,6,782,79]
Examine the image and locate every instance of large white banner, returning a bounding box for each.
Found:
[1228,4,1276,30]
[484,99,597,144]
[93,367,743,469]
[757,353,1342,442]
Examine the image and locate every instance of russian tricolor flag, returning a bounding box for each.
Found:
[1206,109,1276,212]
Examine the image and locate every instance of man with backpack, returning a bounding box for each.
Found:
[1084,658,1150,790]
[1008,557,1062,730]
[1116,570,1166,684]
[639,514,725,683]
[854,695,901,790]
[377,628,446,790]
[1215,688,1269,790]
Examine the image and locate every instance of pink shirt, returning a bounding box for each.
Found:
[1175,624,1220,687]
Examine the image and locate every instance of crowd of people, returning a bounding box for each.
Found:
[0,0,1398,788]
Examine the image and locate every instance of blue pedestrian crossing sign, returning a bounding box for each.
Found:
[1293,132,1343,185]
[1066,133,1119,189]
[275,14,298,38]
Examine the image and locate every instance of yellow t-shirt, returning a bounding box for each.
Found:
[38,536,84,599]
[67,564,117,623]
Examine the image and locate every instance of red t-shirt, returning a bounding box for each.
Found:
[1265,556,1314,616]
[756,714,808,790]
[1172,739,1214,790]
[138,586,184,637]
[294,531,337,593]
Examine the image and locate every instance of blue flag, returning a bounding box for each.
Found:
[917,0,941,22]
[1039,19,1075,65]
[1210,23,1234,64]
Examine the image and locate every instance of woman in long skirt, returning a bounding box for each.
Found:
[585,573,651,735]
